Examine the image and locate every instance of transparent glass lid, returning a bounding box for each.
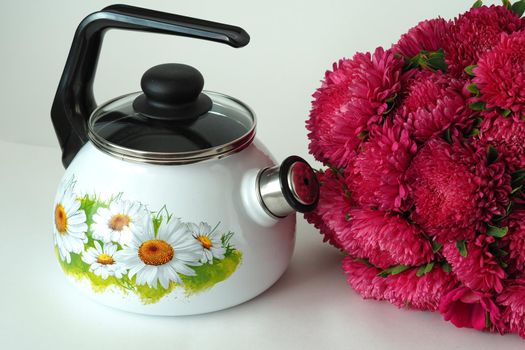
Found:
[88,91,256,164]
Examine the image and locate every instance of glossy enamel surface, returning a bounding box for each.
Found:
[53,139,295,315]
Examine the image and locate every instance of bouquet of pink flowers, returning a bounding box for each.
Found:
[306,1,525,337]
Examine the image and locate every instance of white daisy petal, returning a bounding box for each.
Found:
[53,181,88,263]
[170,260,197,276]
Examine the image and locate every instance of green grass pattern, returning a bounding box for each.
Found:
[57,194,242,304]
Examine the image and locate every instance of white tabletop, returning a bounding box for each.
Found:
[0,139,523,349]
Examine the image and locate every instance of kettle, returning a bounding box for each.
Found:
[50,4,319,315]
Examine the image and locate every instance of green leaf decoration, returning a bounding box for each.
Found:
[442,261,452,273]
[487,145,499,165]
[466,83,480,95]
[469,101,486,111]
[378,264,410,278]
[487,225,509,238]
[456,240,468,257]
[443,128,452,144]
[345,213,351,221]
[502,0,512,9]
[58,190,243,305]
[464,65,477,76]
[416,262,435,277]
[511,0,525,16]
[432,241,443,253]
[472,0,483,8]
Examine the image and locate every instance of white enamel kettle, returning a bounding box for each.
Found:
[50,4,319,315]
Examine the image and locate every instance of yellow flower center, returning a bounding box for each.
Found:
[55,203,68,234]
[109,214,131,231]
[138,240,174,266]
[97,253,115,265]
[196,235,212,249]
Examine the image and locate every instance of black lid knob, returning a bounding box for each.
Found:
[133,63,212,121]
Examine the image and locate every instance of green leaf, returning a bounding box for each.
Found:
[511,0,525,16]
[456,240,468,257]
[467,128,480,137]
[345,213,351,221]
[378,265,410,278]
[511,185,523,195]
[385,93,398,103]
[383,93,398,115]
[487,145,498,165]
[491,245,509,258]
[485,311,492,329]
[465,65,477,76]
[472,0,483,8]
[357,130,369,139]
[467,83,480,95]
[407,49,448,73]
[416,262,435,277]
[426,49,448,73]
[511,169,525,188]
[500,108,512,117]
[502,0,512,9]
[494,201,514,222]
[432,241,443,253]
[469,101,486,111]
[355,258,374,267]
[487,225,508,238]
[443,128,452,144]
[388,265,410,275]
[442,261,452,273]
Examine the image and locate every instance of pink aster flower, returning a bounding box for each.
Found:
[347,121,417,212]
[503,210,525,273]
[497,279,525,338]
[442,235,506,293]
[307,59,354,166]
[384,266,457,311]
[338,208,434,268]
[439,286,503,332]
[476,110,525,173]
[407,139,511,242]
[393,18,450,58]
[307,47,404,167]
[304,169,350,249]
[342,257,388,300]
[473,31,525,117]
[394,70,476,142]
[443,5,522,77]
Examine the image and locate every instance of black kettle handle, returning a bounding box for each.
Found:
[51,4,250,167]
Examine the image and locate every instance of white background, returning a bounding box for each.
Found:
[2,0,524,349]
